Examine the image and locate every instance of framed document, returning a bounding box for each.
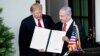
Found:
[30,27,50,50]
[47,30,66,53]
[30,26,66,53]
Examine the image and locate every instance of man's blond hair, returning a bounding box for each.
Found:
[30,3,42,12]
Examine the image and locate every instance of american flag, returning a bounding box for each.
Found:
[68,24,80,51]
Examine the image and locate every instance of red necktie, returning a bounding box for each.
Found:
[62,23,66,31]
[38,19,42,27]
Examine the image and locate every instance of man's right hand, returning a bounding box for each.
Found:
[38,49,44,52]
[62,36,69,43]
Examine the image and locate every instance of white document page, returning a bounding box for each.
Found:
[47,30,66,53]
[30,27,50,50]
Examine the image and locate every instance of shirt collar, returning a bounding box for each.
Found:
[66,18,73,25]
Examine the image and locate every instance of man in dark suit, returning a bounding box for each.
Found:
[19,3,54,56]
[55,6,86,56]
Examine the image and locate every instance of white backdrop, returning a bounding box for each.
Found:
[95,0,100,42]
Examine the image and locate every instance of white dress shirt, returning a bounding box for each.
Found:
[62,18,73,33]
[34,17,44,28]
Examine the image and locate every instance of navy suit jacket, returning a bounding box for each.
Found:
[19,15,55,56]
[55,20,86,55]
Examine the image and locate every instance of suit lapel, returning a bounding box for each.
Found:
[67,21,74,32]
[59,22,63,30]
[30,15,36,27]
[66,21,74,38]
[42,16,47,28]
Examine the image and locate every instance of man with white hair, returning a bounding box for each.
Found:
[55,6,86,56]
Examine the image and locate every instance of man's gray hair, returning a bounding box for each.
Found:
[60,6,72,16]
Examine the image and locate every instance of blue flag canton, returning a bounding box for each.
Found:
[71,26,78,40]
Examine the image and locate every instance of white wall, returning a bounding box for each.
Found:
[47,0,68,23]
[95,0,100,42]
[0,0,45,56]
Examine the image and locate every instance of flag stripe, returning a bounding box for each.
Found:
[68,24,80,51]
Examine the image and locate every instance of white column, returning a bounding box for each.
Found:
[95,0,100,42]
[40,0,46,14]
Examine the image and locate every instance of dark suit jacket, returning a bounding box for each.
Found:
[19,15,55,56]
[55,20,86,55]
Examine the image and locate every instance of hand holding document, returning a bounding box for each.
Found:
[62,36,69,43]
[38,49,45,52]
[30,26,66,53]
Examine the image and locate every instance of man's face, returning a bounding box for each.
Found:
[59,10,71,23]
[32,9,42,19]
